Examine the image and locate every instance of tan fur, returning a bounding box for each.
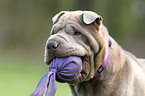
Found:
[44,11,145,96]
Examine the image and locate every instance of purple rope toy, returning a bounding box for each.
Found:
[29,56,82,96]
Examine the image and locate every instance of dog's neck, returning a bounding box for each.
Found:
[98,37,126,81]
[85,38,112,81]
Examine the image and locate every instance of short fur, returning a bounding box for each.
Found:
[44,11,145,96]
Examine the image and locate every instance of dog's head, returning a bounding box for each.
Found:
[44,11,109,84]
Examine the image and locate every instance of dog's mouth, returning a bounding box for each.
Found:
[44,37,93,83]
[68,56,90,84]
[76,57,91,83]
[45,55,91,84]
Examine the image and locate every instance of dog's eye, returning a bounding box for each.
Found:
[74,31,81,35]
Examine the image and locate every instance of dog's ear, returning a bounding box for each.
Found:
[52,11,66,24]
[83,11,103,29]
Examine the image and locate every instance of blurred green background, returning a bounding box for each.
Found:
[0,0,145,96]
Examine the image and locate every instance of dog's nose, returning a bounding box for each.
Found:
[47,41,60,50]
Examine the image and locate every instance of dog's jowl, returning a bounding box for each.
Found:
[44,11,145,96]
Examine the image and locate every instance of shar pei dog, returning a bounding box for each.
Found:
[44,11,145,96]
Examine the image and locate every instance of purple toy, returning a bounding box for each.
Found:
[30,56,82,96]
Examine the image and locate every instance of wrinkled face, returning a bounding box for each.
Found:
[44,11,105,84]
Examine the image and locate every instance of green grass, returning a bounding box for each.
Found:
[0,57,71,96]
